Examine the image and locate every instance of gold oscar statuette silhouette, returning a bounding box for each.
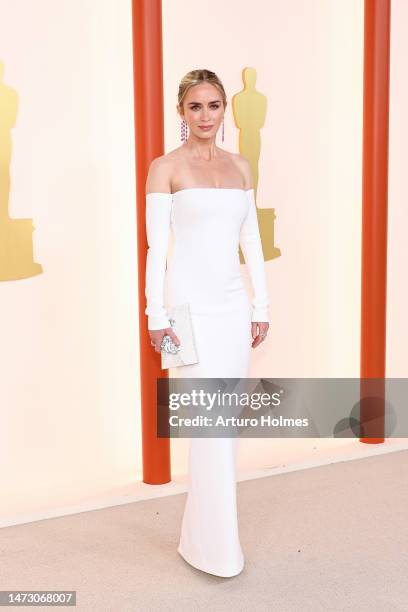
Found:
[232,67,281,263]
[0,60,42,281]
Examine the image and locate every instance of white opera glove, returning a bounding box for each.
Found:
[239,188,270,323]
[145,192,172,331]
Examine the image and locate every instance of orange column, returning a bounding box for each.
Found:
[132,0,170,483]
[360,0,391,443]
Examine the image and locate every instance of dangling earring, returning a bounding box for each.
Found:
[221,120,225,142]
[181,119,188,144]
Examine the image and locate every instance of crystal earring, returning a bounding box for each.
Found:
[181,119,188,143]
[222,120,225,142]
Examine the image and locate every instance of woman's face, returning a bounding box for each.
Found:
[178,82,225,141]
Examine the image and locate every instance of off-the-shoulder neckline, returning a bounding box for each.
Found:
[146,187,254,197]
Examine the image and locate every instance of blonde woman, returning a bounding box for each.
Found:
[145,69,269,577]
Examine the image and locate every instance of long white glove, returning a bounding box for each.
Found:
[145,192,172,330]
[239,189,270,323]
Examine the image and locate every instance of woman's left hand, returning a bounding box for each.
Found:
[251,322,269,348]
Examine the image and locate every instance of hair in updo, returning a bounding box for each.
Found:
[178,69,227,111]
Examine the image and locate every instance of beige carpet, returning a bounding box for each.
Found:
[1,450,407,611]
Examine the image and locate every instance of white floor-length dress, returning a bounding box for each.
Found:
[145,187,269,577]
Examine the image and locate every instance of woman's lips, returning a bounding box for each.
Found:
[199,125,213,131]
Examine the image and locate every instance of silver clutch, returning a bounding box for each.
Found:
[160,303,199,369]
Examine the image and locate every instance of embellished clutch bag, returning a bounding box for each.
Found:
[160,303,199,369]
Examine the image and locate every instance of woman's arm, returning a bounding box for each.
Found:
[238,157,270,323]
[145,157,173,330]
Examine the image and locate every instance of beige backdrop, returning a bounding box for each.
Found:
[0,0,140,524]
[1,0,406,527]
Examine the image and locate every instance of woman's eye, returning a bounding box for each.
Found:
[191,104,220,111]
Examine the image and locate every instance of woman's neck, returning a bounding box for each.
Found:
[184,137,219,161]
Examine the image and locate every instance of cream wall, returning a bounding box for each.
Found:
[162,0,369,474]
[1,0,406,526]
[0,0,141,520]
[388,0,408,377]
[163,0,364,379]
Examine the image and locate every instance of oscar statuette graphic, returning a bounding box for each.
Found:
[0,60,42,281]
[232,67,281,263]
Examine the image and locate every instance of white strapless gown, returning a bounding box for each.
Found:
[145,187,269,577]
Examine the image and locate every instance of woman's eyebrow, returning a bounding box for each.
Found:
[187,100,221,105]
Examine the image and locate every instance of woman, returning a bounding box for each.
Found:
[145,69,269,577]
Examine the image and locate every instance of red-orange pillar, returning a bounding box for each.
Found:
[360,0,391,443]
[132,0,170,482]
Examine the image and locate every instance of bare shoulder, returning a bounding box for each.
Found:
[145,154,172,194]
[145,147,184,194]
[230,152,253,189]
[216,148,252,188]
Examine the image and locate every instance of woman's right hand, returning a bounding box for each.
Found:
[149,327,181,353]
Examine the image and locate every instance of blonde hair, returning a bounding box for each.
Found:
[178,69,227,110]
